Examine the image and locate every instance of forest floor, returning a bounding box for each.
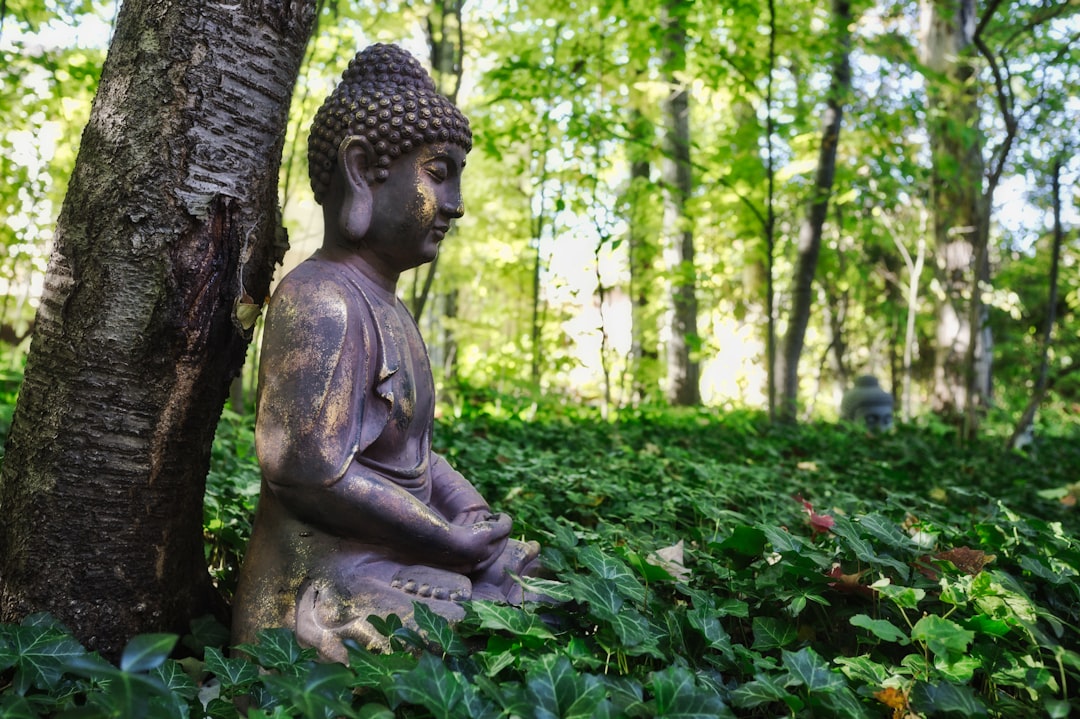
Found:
[4,397,1080,718]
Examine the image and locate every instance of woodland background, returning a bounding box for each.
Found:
[1,0,1076,437]
[1,3,1079,715]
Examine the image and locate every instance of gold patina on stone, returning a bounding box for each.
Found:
[232,44,543,664]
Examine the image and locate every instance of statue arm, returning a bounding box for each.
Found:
[429,453,492,524]
[255,273,509,571]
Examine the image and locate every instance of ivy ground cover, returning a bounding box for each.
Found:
[3,403,1079,718]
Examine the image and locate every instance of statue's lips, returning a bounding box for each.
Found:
[432,226,449,242]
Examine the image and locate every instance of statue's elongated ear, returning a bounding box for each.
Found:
[338,135,376,242]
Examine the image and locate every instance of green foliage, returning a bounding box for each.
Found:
[203,409,261,602]
[8,400,1075,717]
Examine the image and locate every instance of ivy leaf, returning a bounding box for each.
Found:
[649,665,732,718]
[712,525,767,557]
[831,516,910,580]
[470,601,556,640]
[760,524,805,554]
[850,614,910,644]
[184,614,231,655]
[834,655,891,686]
[0,695,37,719]
[577,546,646,603]
[357,703,396,719]
[873,580,925,610]
[234,627,315,673]
[413,602,469,657]
[512,575,574,603]
[751,617,797,651]
[120,633,177,673]
[525,654,606,719]
[203,646,259,689]
[730,672,795,709]
[933,653,980,683]
[568,576,623,620]
[782,647,843,692]
[911,615,974,660]
[819,685,874,718]
[608,608,665,658]
[262,662,356,718]
[5,621,86,694]
[687,607,734,659]
[909,681,988,717]
[393,652,466,719]
[856,513,919,552]
[149,659,199,700]
[345,643,416,692]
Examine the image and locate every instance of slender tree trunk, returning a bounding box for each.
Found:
[1009,159,1065,449]
[777,0,853,422]
[902,237,927,422]
[660,0,699,406]
[0,0,314,657]
[412,0,465,324]
[764,0,778,421]
[919,0,986,425]
[625,104,662,404]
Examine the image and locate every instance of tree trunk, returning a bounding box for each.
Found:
[776,0,853,422]
[660,0,699,406]
[1009,159,1065,449]
[624,105,661,404]
[411,0,465,324]
[0,0,314,658]
[919,0,986,423]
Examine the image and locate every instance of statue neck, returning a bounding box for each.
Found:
[315,246,399,300]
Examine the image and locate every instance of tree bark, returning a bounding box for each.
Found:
[624,104,662,404]
[661,0,699,406]
[776,0,853,422]
[1008,159,1065,449]
[919,0,987,424]
[412,0,466,325]
[0,0,315,657]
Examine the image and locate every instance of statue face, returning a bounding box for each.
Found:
[361,142,466,275]
[854,405,893,432]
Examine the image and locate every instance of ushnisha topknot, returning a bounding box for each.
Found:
[308,43,473,205]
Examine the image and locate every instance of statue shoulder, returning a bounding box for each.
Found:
[267,260,362,330]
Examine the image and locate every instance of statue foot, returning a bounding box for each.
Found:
[390,565,473,601]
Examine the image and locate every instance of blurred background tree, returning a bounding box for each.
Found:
[1,0,1077,433]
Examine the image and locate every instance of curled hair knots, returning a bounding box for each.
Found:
[307,43,472,205]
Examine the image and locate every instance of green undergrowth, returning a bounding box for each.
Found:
[2,401,1079,718]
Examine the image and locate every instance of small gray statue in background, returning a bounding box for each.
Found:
[841,375,894,433]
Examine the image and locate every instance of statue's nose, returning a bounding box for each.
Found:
[442,192,464,219]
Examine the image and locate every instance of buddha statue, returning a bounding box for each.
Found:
[231,44,542,663]
[840,375,895,432]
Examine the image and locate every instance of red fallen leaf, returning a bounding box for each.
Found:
[913,556,940,581]
[934,547,995,575]
[794,494,835,535]
[826,564,876,598]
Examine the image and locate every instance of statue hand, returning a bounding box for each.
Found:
[451,507,491,525]
[450,512,512,571]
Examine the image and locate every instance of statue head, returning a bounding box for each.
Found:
[841,375,894,433]
[307,43,472,205]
